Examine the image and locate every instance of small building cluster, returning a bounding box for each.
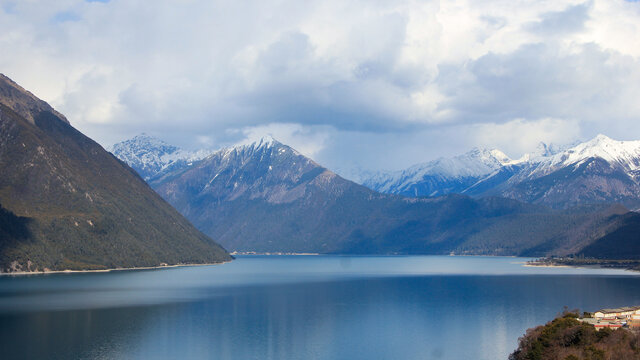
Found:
[579,306,640,330]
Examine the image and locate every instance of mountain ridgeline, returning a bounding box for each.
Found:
[363,136,640,210]
[109,135,640,257]
[0,74,230,272]
[362,148,513,197]
[110,134,212,181]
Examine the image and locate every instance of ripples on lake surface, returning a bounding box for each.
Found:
[1,255,639,360]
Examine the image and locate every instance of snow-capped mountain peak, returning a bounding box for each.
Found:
[113,133,179,156]
[489,149,513,165]
[413,147,513,178]
[256,135,276,148]
[509,142,566,165]
[362,147,514,196]
[531,134,640,174]
[362,134,640,207]
[110,134,213,180]
[234,135,278,150]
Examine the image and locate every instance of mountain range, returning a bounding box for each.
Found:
[362,135,640,210]
[113,134,640,258]
[4,69,638,273]
[117,132,640,211]
[0,74,230,272]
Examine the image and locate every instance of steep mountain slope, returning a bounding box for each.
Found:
[110,134,212,181]
[148,137,631,256]
[0,74,230,272]
[364,135,640,209]
[0,74,68,125]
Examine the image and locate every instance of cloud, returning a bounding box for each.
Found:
[0,0,639,171]
[471,118,582,157]
[435,41,640,127]
[526,3,591,35]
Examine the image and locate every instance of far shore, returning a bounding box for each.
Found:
[0,260,232,277]
[527,258,640,272]
[523,263,575,269]
[230,252,320,256]
[231,252,524,257]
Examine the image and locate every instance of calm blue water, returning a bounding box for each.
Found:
[1,255,639,360]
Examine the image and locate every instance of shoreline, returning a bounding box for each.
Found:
[230,252,320,256]
[527,258,640,272]
[231,252,521,258]
[0,260,232,277]
[523,263,576,269]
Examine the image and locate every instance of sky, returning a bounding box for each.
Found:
[1,0,640,173]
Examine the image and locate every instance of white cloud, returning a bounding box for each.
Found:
[471,118,582,157]
[1,0,639,171]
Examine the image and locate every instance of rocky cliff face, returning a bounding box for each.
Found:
[0,74,230,272]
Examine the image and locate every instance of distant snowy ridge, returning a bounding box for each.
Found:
[526,135,640,177]
[361,134,640,208]
[110,134,213,180]
[363,147,517,196]
[112,133,640,209]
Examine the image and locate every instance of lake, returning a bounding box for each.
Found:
[1,255,639,360]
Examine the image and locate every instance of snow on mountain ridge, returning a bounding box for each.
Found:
[554,134,640,169]
[525,134,640,178]
[365,147,514,194]
[114,132,640,203]
[361,134,640,200]
[111,134,213,180]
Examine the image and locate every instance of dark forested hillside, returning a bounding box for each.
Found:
[577,212,640,260]
[0,74,230,272]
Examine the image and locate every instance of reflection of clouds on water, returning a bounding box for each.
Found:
[339,256,352,269]
[480,307,509,360]
[431,347,444,358]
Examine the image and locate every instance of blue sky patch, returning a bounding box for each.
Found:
[52,11,81,23]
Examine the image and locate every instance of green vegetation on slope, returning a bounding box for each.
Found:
[510,312,640,360]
